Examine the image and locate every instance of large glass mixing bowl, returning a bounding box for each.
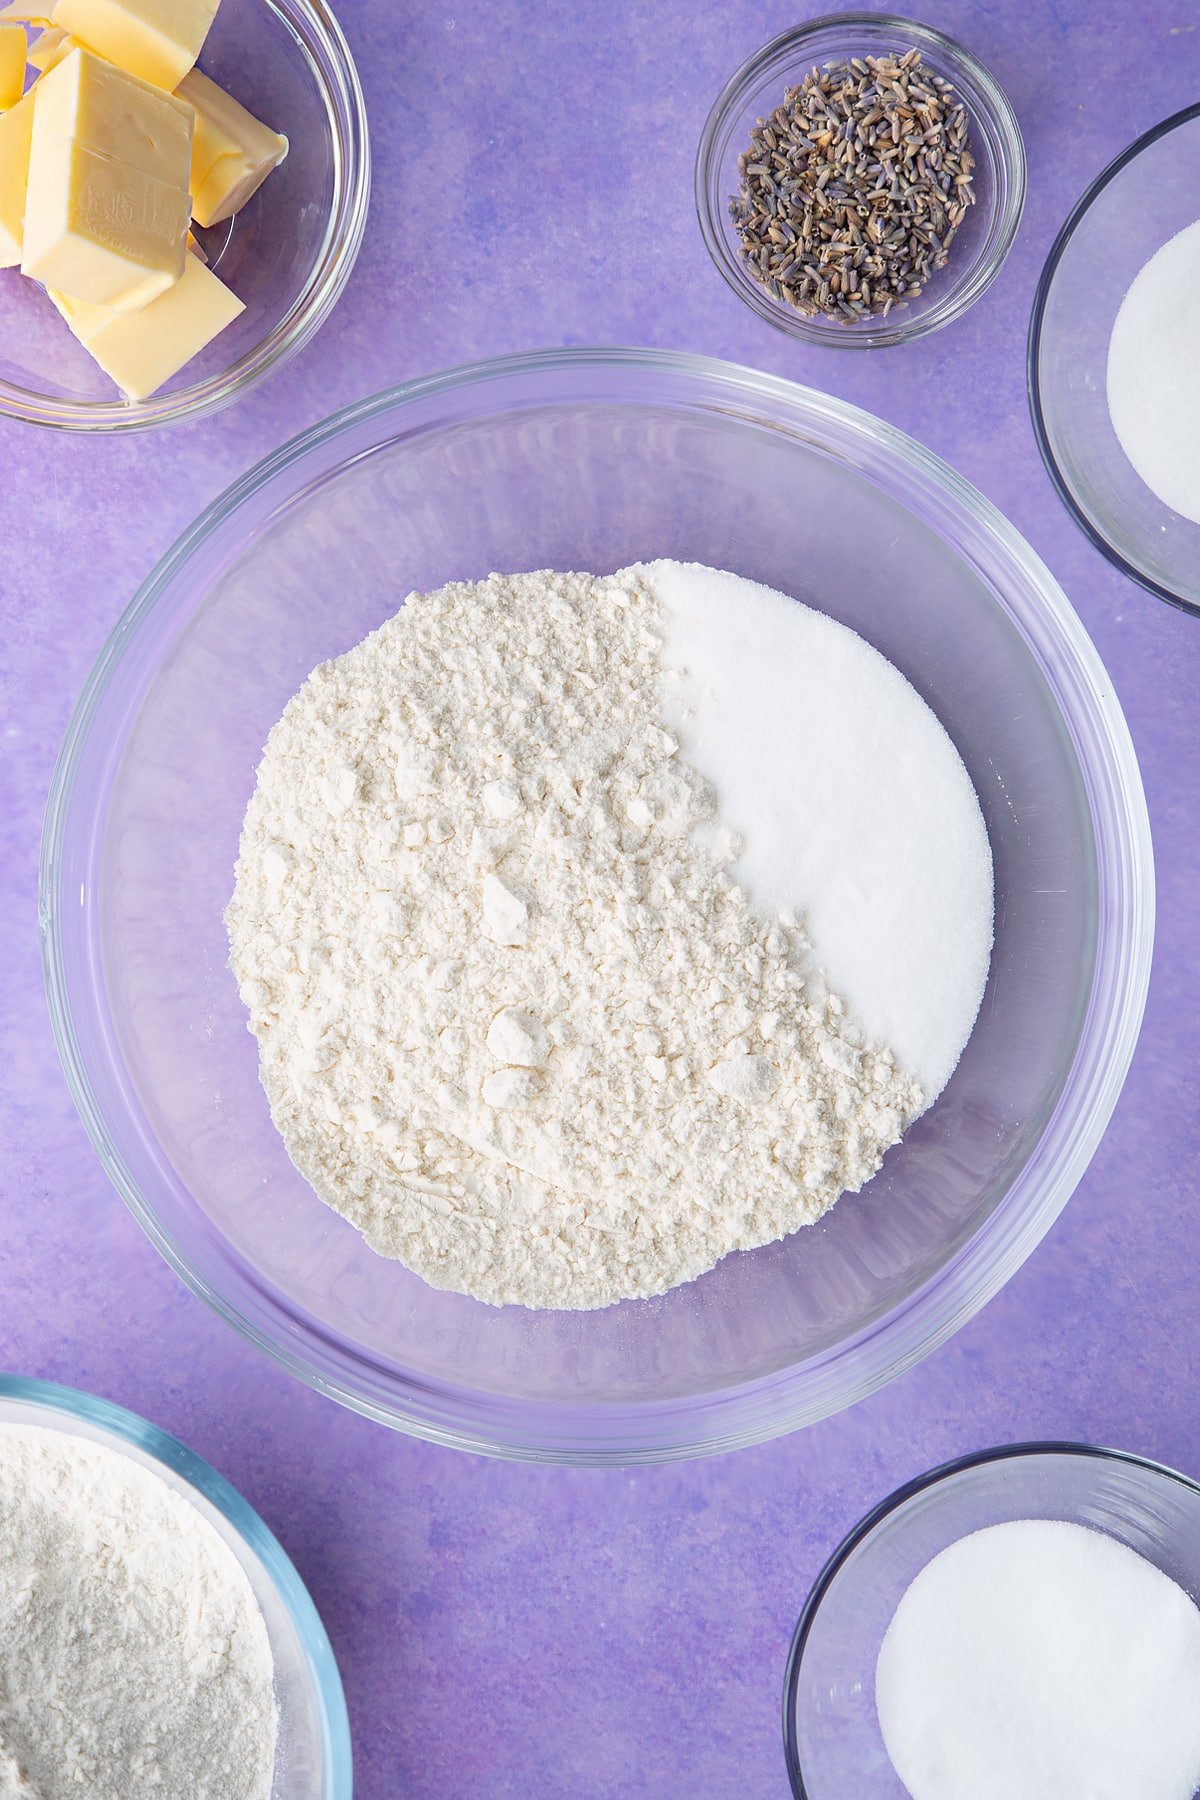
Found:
[40,349,1153,1463]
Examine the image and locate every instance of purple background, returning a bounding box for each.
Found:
[3,2,1199,1793]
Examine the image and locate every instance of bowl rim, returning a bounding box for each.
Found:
[694,10,1027,349]
[39,345,1154,1464]
[0,0,371,434]
[0,1372,353,1796]
[781,1439,1200,1795]
[1027,100,1200,621]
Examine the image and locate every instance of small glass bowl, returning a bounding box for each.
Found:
[0,0,369,432]
[783,1442,1200,1796]
[0,1375,351,1797]
[1029,104,1200,620]
[696,12,1025,349]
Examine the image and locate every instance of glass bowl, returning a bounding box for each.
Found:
[783,1442,1200,1796]
[40,347,1152,1464]
[1029,104,1200,619]
[696,12,1025,348]
[0,0,369,432]
[0,1374,351,1797]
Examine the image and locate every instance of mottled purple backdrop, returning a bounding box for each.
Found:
[3,3,1199,1794]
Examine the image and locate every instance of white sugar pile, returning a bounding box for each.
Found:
[1108,219,1200,525]
[876,1519,1200,1800]
[648,562,992,1095]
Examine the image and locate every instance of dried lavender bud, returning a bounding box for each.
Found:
[729,49,976,323]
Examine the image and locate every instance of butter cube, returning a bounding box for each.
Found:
[0,83,35,262]
[0,21,24,105]
[21,46,191,307]
[36,43,193,176]
[23,138,191,304]
[47,249,243,397]
[27,23,76,69]
[51,0,218,90]
[177,69,287,227]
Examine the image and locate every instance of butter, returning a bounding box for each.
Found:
[51,0,218,90]
[23,139,192,305]
[0,21,24,105]
[35,42,193,175]
[0,83,35,262]
[47,248,243,396]
[177,68,287,227]
[20,47,191,307]
[27,23,76,69]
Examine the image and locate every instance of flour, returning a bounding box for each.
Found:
[228,562,990,1310]
[0,1426,277,1800]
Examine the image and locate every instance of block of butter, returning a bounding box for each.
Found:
[51,0,218,90]
[47,247,243,397]
[21,45,191,308]
[27,23,75,69]
[0,84,35,263]
[177,68,287,228]
[0,20,25,105]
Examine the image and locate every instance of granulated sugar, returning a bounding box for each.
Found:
[228,562,992,1310]
[1107,218,1200,526]
[648,562,992,1094]
[876,1519,1200,1800]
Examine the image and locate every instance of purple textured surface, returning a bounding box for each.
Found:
[1,2,1198,1794]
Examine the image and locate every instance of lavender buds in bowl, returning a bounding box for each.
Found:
[696,13,1025,349]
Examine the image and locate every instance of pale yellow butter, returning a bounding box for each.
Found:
[0,83,35,262]
[35,42,193,176]
[27,24,76,70]
[51,0,218,90]
[23,137,191,305]
[177,68,287,227]
[20,46,191,307]
[0,21,25,105]
[47,247,242,396]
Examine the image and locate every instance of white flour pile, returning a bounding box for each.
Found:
[0,1426,277,1800]
[228,561,992,1309]
[876,1519,1200,1800]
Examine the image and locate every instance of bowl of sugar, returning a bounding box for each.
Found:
[41,348,1152,1463]
[784,1443,1200,1799]
[0,0,368,431]
[1030,103,1200,618]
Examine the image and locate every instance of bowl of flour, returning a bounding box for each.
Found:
[0,1376,350,1797]
[41,349,1153,1462]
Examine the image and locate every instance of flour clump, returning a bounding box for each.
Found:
[228,562,991,1309]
